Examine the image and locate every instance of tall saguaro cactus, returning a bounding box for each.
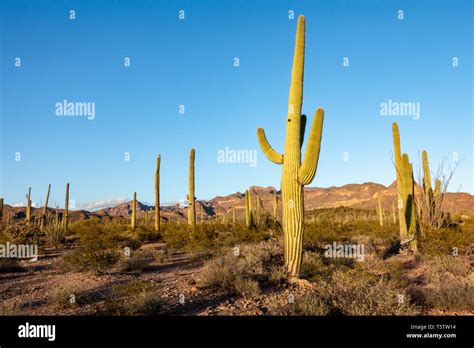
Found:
[244,190,251,227]
[401,154,417,251]
[155,155,161,232]
[256,16,325,277]
[131,192,137,229]
[188,148,196,231]
[376,192,384,227]
[26,187,32,224]
[41,184,51,230]
[392,123,408,239]
[273,190,278,222]
[64,183,69,230]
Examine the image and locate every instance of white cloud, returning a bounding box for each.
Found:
[76,197,128,211]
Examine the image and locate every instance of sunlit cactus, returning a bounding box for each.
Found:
[256,16,325,277]
[376,192,384,227]
[40,184,51,230]
[392,123,408,239]
[155,155,161,232]
[64,183,69,230]
[273,190,278,222]
[392,201,397,224]
[245,190,251,227]
[26,187,32,224]
[131,192,137,229]
[401,153,418,251]
[188,148,196,231]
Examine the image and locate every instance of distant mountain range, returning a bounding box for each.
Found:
[3,181,474,224]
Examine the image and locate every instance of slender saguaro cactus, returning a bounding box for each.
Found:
[256,16,325,277]
[26,187,32,224]
[392,123,408,238]
[392,202,397,224]
[273,190,278,222]
[155,155,161,232]
[187,148,196,231]
[232,205,236,225]
[41,184,51,230]
[434,179,441,197]
[401,153,417,251]
[0,198,3,223]
[422,150,436,220]
[131,192,137,229]
[245,190,251,227]
[376,192,384,227]
[64,183,69,230]
[256,195,261,226]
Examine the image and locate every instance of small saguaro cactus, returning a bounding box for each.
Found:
[26,187,32,224]
[54,205,60,229]
[392,123,408,239]
[131,192,137,229]
[64,183,69,230]
[376,192,384,227]
[401,153,418,251]
[392,202,397,224]
[256,195,261,226]
[273,190,278,222]
[41,184,51,230]
[256,16,325,277]
[187,148,196,231]
[232,205,236,225]
[245,190,251,227]
[155,155,161,232]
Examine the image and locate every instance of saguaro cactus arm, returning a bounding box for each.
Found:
[298,108,324,185]
[257,128,283,164]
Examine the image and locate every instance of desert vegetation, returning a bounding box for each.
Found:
[0,15,472,317]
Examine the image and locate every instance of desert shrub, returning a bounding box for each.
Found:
[197,242,282,298]
[0,300,24,315]
[270,270,419,316]
[51,283,94,308]
[100,281,162,315]
[116,249,156,272]
[0,232,24,273]
[267,293,330,315]
[411,255,473,310]
[61,219,138,273]
[44,226,66,248]
[2,222,44,245]
[300,251,326,280]
[421,226,473,255]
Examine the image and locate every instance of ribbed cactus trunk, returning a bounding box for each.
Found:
[256,195,261,226]
[155,155,161,232]
[245,190,251,227]
[257,16,325,277]
[40,184,51,230]
[273,190,278,222]
[376,192,384,227]
[232,206,236,225]
[401,154,417,251]
[392,202,397,224]
[64,183,69,230]
[131,192,136,229]
[26,187,32,224]
[392,123,408,239]
[188,148,196,231]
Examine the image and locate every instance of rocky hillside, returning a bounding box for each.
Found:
[3,182,473,223]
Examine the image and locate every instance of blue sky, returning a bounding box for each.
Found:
[1,0,472,209]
